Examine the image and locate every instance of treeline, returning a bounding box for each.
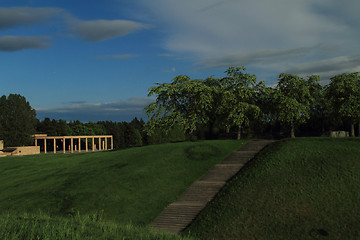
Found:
[1,67,360,148]
[146,67,360,139]
[35,118,186,149]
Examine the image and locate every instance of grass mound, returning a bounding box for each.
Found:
[185,138,360,240]
[0,140,245,226]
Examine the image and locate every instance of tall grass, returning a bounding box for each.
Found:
[0,211,196,240]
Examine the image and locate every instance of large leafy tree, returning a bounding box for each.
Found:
[274,74,319,138]
[326,72,360,136]
[213,67,261,139]
[0,94,37,146]
[145,66,261,140]
[145,75,213,137]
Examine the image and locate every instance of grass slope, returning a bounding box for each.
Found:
[185,138,360,240]
[0,140,245,226]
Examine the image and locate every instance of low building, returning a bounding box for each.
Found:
[0,134,113,157]
[1,146,40,156]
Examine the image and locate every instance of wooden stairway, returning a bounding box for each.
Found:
[151,139,275,234]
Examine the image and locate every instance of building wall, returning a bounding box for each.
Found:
[11,146,40,156]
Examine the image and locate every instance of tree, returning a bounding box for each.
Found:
[326,72,360,137]
[145,66,262,140]
[214,67,261,140]
[145,75,213,137]
[0,94,37,146]
[274,74,319,138]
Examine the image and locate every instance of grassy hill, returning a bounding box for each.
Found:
[185,138,360,240]
[0,140,245,239]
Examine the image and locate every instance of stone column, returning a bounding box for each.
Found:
[111,136,113,150]
[92,137,95,151]
[85,138,88,152]
[99,137,101,150]
[35,138,37,146]
[105,137,108,150]
[78,138,81,152]
[53,138,56,153]
[44,139,47,154]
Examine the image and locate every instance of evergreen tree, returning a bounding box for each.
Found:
[0,94,37,146]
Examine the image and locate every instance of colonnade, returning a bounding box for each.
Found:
[33,134,113,154]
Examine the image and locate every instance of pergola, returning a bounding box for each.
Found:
[33,134,113,154]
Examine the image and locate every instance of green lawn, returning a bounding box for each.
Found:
[185,138,360,240]
[0,140,245,239]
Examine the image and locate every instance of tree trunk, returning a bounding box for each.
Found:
[237,126,242,140]
[350,121,355,137]
[290,124,295,138]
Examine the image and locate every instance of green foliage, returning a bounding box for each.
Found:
[0,94,37,147]
[326,72,360,136]
[145,66,263,140]
[147,123,186,145]
[185,138,360,239]
[215,67,261,139]
[274,74,320,137]
[146,75,214,136]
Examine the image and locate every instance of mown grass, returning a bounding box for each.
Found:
[185,138,360,240]
[0,140,245,239]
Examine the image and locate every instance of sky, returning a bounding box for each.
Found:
[1,0,359,122]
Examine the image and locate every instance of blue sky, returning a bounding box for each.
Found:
[1,0,359,122]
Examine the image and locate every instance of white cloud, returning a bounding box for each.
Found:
[70,19,148,42]
[138,0,360,78]
[0,36,51,52]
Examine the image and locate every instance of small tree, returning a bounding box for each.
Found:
[326,72,360,136]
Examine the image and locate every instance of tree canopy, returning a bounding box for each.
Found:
[273,74,321,138]
[326,72,360,136]
[0,94,37,147]
[145,67,262,139]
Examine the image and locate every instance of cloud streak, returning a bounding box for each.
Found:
[196,46,319,70]
[95,54,137,60]
[0,7,63,29]
[36,97,155,122]
[70,19,148,42]
[285,55,360,79]
[0,36,51,52]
